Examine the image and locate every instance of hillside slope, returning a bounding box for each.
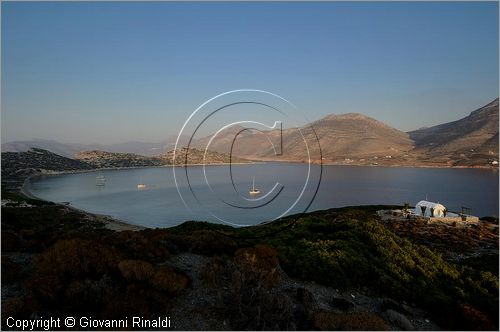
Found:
[409,99,499,166]
[192,113,414,163]
[75,148,249,167]
[160,147,248,165]
[297,113,414,161]
[75,150,165,168]
[1,148,92,190]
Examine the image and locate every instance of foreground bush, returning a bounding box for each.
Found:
[185,230,238,256]
[20,237,189,320]
[202,245,295,330]
[29,238,121,301]
[233,244,281,286]
[313,310,388,331]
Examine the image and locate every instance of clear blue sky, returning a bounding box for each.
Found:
[2,1,498,144]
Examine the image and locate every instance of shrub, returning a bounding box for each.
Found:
[100,283,162,318]
[459,303,495,331]
[151,265,190,294]
[201,256,232,289]
[28,238,120,301]
[233,244,281,286]
[118,259,155,281]
[63,276,115,312]
[201,250,294,330]
[185,230,237,256]
[1,297,27,320]
[313,310,388,331]
[105,230,171,263]
[1,231,21,252]
[1,256,21,283]
[33,238,120,278]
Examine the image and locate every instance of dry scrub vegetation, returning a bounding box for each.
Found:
[1,195,498,330]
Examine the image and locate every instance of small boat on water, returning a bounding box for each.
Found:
[137,176,146,190]
[249,176,260,196]
[96,172,106,186]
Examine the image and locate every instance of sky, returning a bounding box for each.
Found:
[1,1,499,144]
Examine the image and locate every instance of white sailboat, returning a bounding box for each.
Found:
[249,176,260,196]
[96,171,106,186]
[137,176,146,190]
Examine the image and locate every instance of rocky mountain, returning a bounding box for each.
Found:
[75,151,165,168]
[189,101,498,167]
[191,125,281,160]
[409,99,499,167]
[160,147,247,165]
[293,112,414,162]
[3,100,498,167]
[75,148,248,168]
[191,113,414,164]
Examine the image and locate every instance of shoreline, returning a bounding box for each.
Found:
[321,162,499,170]
[16,162,499,232]
[21,174,145,232]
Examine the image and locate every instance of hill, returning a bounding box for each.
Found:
[1,148,92,191]
[3,100,498,167]
[190,101,498,167]
[75,148,248,167]
[160,147,248,165]
[409,99,499,166]
[75,150,165,168]
[191,113,414,163]
[1,138,187,158]
[296,112,414,162]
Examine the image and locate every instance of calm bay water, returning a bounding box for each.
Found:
[29,163,499,228]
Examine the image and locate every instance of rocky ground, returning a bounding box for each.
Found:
[167,251,440,331]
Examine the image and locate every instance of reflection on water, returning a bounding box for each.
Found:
[29,164,499,228]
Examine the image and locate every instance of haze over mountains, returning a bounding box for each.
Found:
[2,99,498,167]
[1,136,184,158]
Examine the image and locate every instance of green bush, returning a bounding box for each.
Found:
[185,230,237,256]
[234,209,498,330]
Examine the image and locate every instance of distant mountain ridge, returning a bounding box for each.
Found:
[2,99,498,167]
[408,99,499,166]
[1,136,189,158]
[190,100,498,167]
